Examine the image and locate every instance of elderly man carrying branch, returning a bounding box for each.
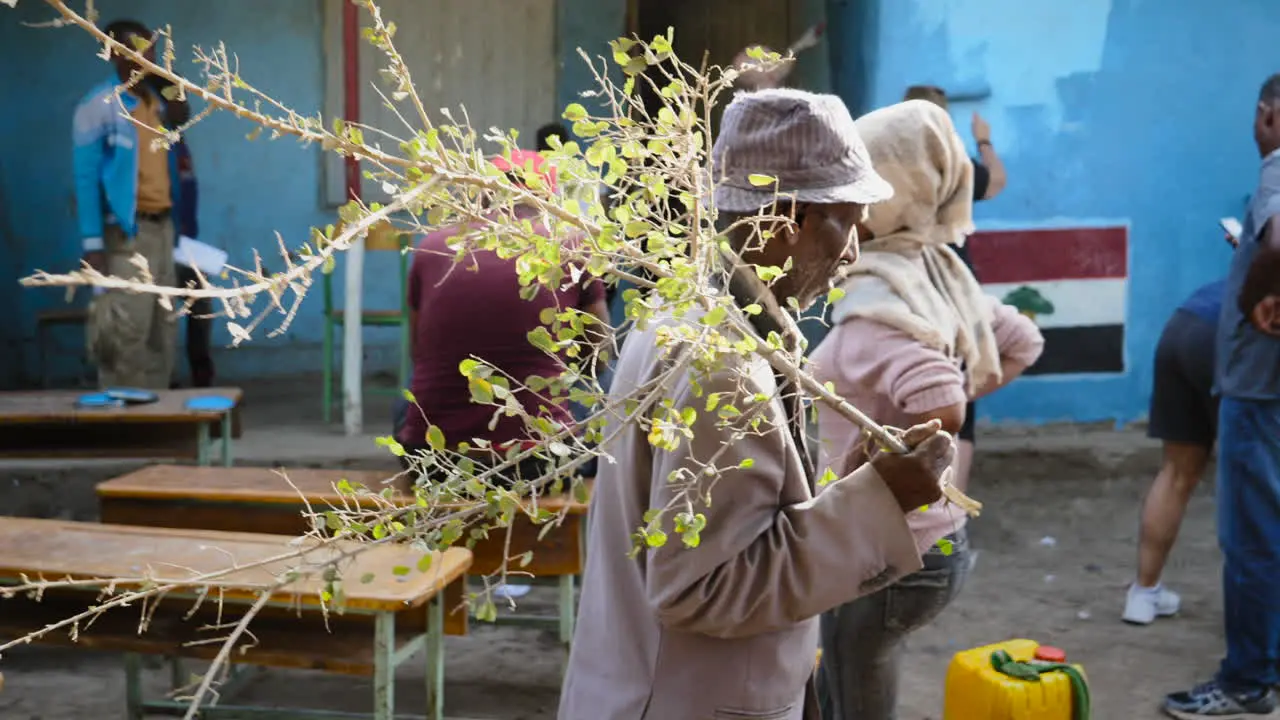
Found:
[558,89,960,720]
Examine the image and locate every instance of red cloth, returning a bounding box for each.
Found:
[491,149,558,193]
[399,205,604,450]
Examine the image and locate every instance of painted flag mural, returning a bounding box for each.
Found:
[966,226,1128,376]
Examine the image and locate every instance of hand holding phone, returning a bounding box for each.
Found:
[1221,217,1243,248]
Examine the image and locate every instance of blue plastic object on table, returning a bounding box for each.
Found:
[104,388,160,405]
[76,392,125,409]
[184,395,236,413]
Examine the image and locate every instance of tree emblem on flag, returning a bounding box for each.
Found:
[1002,285,1056,321]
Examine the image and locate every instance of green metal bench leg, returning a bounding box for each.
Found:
[196,423,211,466]
[398,322,411,392]
[221,412,234,467]
[124,652,144,720]
[559,573,576,646]
[426,595,445,720]
[322,316,334,424]
[373,611,395,720]
[398,238,411,393]
[168,655,186,691]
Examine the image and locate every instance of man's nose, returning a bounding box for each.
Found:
[841,226,860,262]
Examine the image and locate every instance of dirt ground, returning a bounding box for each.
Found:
[0,399,1228,719]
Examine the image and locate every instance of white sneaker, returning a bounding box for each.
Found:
[1122,583,1181,625]
[492,583,532,600]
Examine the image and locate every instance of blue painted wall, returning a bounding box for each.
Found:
[0,0,333,386]
[0,0,622,388]
[830,0,1280,424]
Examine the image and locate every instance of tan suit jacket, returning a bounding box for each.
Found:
[558,311,924,720]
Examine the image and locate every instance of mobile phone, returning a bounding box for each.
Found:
[1221,217,1243,239]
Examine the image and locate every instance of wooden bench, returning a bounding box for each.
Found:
[0,517,471,720]
[97,464,591,643]
[0,388,243,466]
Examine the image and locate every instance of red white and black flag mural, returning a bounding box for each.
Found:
[966,226,1128,376]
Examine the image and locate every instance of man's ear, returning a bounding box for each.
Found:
[785,205,811,246]
[1251,296,1280,337]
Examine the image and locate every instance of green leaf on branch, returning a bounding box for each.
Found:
[426,425,446,451]
[675,512,707,548]
[468,377,494,404]
[375,435,406,457]
[756,265,783,282]
[644,528,668,548]
[701,305,727,326]
[528,326,557,352]
[476,597,498,623]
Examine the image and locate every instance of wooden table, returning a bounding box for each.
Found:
[98,464,591,643]
[0,388,242,466]
[0,517,471,720]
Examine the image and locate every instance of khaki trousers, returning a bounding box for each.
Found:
[87,217,177,389]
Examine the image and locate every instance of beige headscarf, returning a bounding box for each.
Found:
[829,99,1002,395]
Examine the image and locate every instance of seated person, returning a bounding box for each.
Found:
[394,149,610,489]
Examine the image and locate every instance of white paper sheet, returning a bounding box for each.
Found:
[176,235,228,276]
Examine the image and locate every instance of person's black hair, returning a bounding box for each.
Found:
[536,122,571,151]
[1260,73,1280,106]
[104,18,151,42]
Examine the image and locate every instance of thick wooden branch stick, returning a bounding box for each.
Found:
[719,249,982,516]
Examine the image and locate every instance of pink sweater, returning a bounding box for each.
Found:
[812,294,1044,541]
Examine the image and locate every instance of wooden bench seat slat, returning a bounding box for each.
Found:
[97,464,588,513]
[0,388,243,425]
[0,389,243,462]
[0,594,445,676]
[97,465,592,577]
[0,517,471,613]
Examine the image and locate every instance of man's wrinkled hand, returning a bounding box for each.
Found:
[868,419,955,513]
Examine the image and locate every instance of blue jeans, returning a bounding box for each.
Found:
[1216,396,1280,692]
[817,529,970,720]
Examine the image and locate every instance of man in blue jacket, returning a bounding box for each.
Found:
[75,18,190,389]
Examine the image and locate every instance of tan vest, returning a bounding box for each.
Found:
[130,93,172,214]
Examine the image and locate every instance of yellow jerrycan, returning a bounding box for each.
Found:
[944,638,1090,719]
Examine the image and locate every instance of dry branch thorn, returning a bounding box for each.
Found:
[938,466,982,517]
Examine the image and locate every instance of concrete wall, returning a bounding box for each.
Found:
[0,0,623,389]
[830,0,1280,424]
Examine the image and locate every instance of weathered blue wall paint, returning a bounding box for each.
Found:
[0,0,333,386]
[830,0,1280,424]
[0,0,622,388]
[558,0,627,117]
